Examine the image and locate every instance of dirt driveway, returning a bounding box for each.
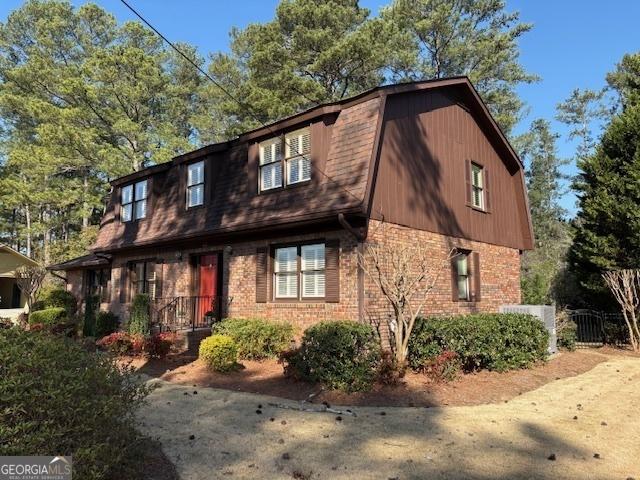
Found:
[139,353,640,480]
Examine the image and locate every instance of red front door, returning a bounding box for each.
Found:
[197,254,218,323]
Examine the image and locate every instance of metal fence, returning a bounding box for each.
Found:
[566,309,629,347]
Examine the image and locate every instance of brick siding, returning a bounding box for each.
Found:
[68,221,521,332]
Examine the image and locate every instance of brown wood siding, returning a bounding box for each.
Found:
[370,90,531,251]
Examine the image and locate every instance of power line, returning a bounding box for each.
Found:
[118,0,363,205]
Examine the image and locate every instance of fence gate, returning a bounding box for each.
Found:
[567,309,628,347]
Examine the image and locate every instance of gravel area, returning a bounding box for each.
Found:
[139,352,640,480]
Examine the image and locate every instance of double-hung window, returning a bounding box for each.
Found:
[285,128,311,185]
[259,127,311,192]
[187,160,205,208]
[274,243,325,300]
[121,180,147,222]
[131,261,156,299]
[455,252,470,301]
[259,138,283,191]
[471,163,484,209]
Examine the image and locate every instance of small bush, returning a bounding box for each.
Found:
[145,332,177,358]
[128,294,150,336]
[377,350,406,386]
[281,321,381,392]
[29,307,67,325]
[423,350,462,382]
[97,332,133,356]
[83,294,99,337]
[95,311,120,338]
[39,288,78,318]
[556,312,577,351]
[0,328,150,479]
[409,313,549,372]
[213,317,294,359]
[199,334,238,372]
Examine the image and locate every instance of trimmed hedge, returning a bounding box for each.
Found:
[0,328,150,479]
[29,307,67,325]
[212,318,294,359]
[408,313,549,372]
[35,288,77,318]
[199,334,238,372]
[95,311,119,339]
[128,294,150,336]
[281,321,381,392]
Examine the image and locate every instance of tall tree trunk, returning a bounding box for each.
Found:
[24,204,31,258]
[82,171,89,229]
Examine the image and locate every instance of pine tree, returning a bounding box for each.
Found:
[569,53,640,308]
[518,119,571,304]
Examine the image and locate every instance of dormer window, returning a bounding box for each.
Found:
[187,160,205,208]
[285,128,311,185]
[259,138,283,191]
[121,179,147,222]
[259,127,310,192]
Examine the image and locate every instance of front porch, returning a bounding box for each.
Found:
[151,295,228,332]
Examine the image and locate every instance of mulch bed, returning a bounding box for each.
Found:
[128,349,609,408]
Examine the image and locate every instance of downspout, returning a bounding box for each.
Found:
[338,213,366,323]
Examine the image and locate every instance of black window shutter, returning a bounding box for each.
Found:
[256,247,268,303]
[472,252,481,302]
[450,255,459,302]
[155,259,164,298]
[325,240,340,303]
[119,264,130,303]
[464,159,472,206]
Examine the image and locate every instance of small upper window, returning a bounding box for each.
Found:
[259,138,283,191]
[187,161,205,208]
[455,252,470,301]
[285,128,311,185]
[471,163,484,209]
[121,179,147,222]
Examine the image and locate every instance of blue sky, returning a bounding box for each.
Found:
[1,0,639,214]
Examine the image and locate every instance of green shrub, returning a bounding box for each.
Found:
[83,294,99,337]
[408,313,549,372]
[199,334,238,372]
[556,318,577,351]
[95,311,120,338]
[212,317,294,359]
[128,294,150,336]
[282,321,381,392]
[0,328,150,479]
[40,288,77,318]
[29,307,67,325]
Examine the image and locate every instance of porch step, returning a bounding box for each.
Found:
[175,328,211,355]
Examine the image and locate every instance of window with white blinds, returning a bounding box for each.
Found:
[259,127,310,192]
[301,243,325,297]
[187,160,204,207]
[273,243,325,300]
[285,128,311,185]
[259,138,283,191]
[274,246,298,298]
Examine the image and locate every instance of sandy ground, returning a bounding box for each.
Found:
[138,352,640,480]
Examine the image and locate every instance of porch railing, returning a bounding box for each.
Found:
[151,296,226,332]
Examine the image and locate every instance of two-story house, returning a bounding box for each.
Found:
[49,77,533,331]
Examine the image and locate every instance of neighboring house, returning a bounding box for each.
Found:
[0,245,38,320]
[48,77,533,331]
